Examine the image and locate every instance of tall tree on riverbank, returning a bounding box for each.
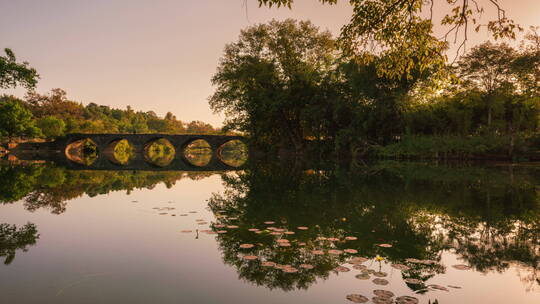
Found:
[210,19,338,152]
[0,48,39,90]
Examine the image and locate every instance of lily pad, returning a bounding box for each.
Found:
[452,264,471,270]
[349,257,369,264]
[378,244,393,248]
[346,294,369,303]
[372,297,393,304]
[372,278,389,285]
[373,290,394,298]
[242,255,258,260]
[344,249,358,254]
[428,284,449,291]
[373,272,387,277]
[345,236,358,241]
[261,261,276,267]
[311,250,325,255]
[353,264,367,270]
[248,228,259,232]
[299,264,314,269]
[264,221,275,225]
[328,249,343,255]
[335,266,351,272]
[395,296,419,304]
[239,244,254,249]
[391,263,411,271]
[355,273,370,280]
[180,230,192,233]
[297,226,309,230]
[282,267,298,273]
[403,278,423,285]
[227,225,239,229]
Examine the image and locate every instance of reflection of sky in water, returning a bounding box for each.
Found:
[0,165,539,304]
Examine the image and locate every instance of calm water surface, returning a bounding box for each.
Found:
[1,160,539,304]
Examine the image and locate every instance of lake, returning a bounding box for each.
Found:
[1,158,539,304]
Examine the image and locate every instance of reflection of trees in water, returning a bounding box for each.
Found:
[0,162,218,214]
[0,223,39,265]
[208,162,540,292]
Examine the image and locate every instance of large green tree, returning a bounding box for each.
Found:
[456,41,517,127]
[0,96,41,141]
[210,19,338,152]
[0,48,39,90]
[36,116,66,139]
[258,0,520,80]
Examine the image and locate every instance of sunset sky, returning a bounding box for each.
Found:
[1,0,539,126]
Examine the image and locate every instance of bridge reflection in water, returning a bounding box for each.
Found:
[18,133,247,171]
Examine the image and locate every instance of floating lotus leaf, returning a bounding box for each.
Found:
[226,225,239,229]
[372,278,389,285]
[428,284,449,291]
[282,267,298,273]
[311,250,324,255]
[158,213,168,215]
[276,239,290,243]
[328,249,343,255]
[403,278,423,285]
[284,231,295,235]
[189,211,197,213]
[448,285,462,289]
[391,263,411,271]
[452,264,471,270]
[261,261,276,267]
[355,273,370,280]
[270,232,282,235]
[327,237,340,242]
[378,244,392,248]
[180,230,192,233]
[297,226,309,230]
[405,258,422,264]
[349,257,369,264]
[278,243,291,247]
[373,290,394,298]
[372,297,393,304]
[298,242,306,246]
[248,228,259,232]
[242,255,258,260]
[353,264,367,270]
[344,249,358,254]
[239,244,254,249]
[264,221,275,224]
[217,230,227,234]
[299,264,314,269]
[346,294,369,303]
[373,272,387,277]
[335,266,351,272]
[395,296,419,304]
[345,236,358,241]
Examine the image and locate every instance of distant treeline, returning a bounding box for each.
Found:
[0,88,223,142]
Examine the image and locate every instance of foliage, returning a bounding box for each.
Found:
[258,0,521,80]
[0,48,39,90]
[210,19,337,152]
[0,96,41,141]
[212,21,539,158]
[0,223,39,265]
[36,116,66,139]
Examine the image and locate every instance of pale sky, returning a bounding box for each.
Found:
[1,0,539,126]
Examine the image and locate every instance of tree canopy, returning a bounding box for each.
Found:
[258,0,521,80]
[0,48,39,90]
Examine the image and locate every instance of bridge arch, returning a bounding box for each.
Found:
[215,139,248,167]
[143,137,176,167]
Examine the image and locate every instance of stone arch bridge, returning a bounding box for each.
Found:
[21,133,247,171]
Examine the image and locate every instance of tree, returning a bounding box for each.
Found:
[0,96,41,141]
[258,0,520,80]
[0,48,39,90]
[36,116,66,139]
[456,41,517,127]
[210,19,338,152]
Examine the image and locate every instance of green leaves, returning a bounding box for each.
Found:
[0,48,39,90]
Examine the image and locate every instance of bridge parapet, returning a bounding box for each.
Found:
[37,133,247,170]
